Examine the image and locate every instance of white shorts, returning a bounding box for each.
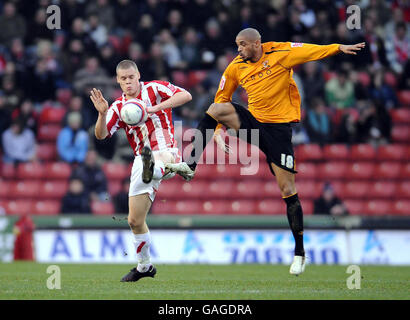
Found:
[129,148,180,202]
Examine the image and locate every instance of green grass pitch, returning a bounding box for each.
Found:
[0,262,409,300]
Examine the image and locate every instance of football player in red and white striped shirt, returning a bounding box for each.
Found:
[90,60,192,282]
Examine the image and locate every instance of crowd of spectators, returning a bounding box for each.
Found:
[0,0,409,213]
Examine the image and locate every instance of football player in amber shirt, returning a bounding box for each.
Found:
[167,28,365,275]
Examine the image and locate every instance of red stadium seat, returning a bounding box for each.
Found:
[252,163,273,180]
[363,200,393,216]
[45,162,71,179]
[377,144,407,161]
[107,180,122,197]
[300,200,313,215]
[402,163,410,179]
[39,181,68,199]
[91,201,114,215]
[391,126,410,143]
[341,182,370,199]
[261,181,282,198]
[56,88,72,106]
[397,90,410,107]
[228,200,257,214]
[32,200,61,215]
[17,162,45,180]
[10,181,41,198]
[234,180,264,199]
[194,164,216,180]
[37,124,61,142]
[397,181,410,199]
[151,200,177,214]
[179,180,208,199]
[202,200,230,214]
[295,181,319,199]
[295,144,322,162]
[390,109,410,124]
[175,200,203,214]
[171,71,188,88]
[322,144,349,160]
[102,162,129,181]
[214,164,240,179]
[350,144,376,161]
[374,162,401,179]
[384,71,397,88]
[36,143,57,161]
[297,162,317,180]
[317,162,348,180]
[317,181,344,197]
[187,70,207,88]
[392,201,410,216]
[370,181,397,199]
[0,180,10,198]
[358,72,371,87]
[257,200,286,215]
[5,200,33,215]
[1,163,15,179]
[39,106,66,125]
[344,200,365,215]
[207,180,235,199]
[346,162,375,180]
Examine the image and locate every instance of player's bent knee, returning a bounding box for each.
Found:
[280,184,297,198]
[128,216,144,231]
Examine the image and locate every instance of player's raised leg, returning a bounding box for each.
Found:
[270,163,306,275]
[121,194,156,282]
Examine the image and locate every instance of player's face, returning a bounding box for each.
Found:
[117,67,141,97]
[235,37,259,61]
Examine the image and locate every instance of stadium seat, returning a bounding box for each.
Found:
[194,164,216,180]
[4,200,33,215]
[257,200,286,215]
[252,163,273,180]
[363,200,394,216]
[350,144,376,161]
[32,200,61,215]
[151,200,177,214]
[397,181,410,199]
[402,163,410,179]
[171,71,188,88]
[317,162,348,180]
[10,181,41,198]
[179,180,208,199]
[91,201,114,215]
[45,162,71,179]
[228,200,257,214]
[300,200,313,215]
[384,71,397,88]
[36,143,57,161]
[1,163,15,179]
[39,181,68,199]
[295,144,322,162]
[175,200,203,214]
[341,182,370,199]
[187,70,207,88]
[297,162,317,180]
[344,200,365,215]
[56,88,72,106]
[374,162,401,179]
[391,125,410,143]
[39,106,66,125]
[392,201,410,216]
[0,180,10,198]
[202,200,230,214]
[346,162,375,180]
[377,144,407,161]
[37,124,61,142]
[322,144,349,160]
[323,71,337,81]
[295,181,319,199]
[261,181,282,198]
[370,181,397,199]
[358,72,371,87]
[214,164,240,179]
[234,180,264,199]
[207,180,235,199]
[317,181,344,197]
[107,180,122,197]
[390,108,410,124]
[102,162,129,181]
[397,90,410,107]
[17,162,45,180]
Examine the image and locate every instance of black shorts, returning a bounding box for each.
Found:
[231,102,297,175]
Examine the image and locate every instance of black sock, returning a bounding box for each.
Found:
[283,193,305,257]
[186,113,218,171]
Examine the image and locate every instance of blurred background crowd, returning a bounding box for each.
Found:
[0,0,409,216]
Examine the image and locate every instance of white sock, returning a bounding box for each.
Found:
[152,159,165,180]
[132,231,152,272]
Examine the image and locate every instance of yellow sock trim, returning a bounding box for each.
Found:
[282,192,298,199]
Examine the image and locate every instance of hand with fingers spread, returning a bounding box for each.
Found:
[339,42,366,55]
[90,88,109,115]
[213,130,232,155]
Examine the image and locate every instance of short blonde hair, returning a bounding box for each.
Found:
[116,60,139,74]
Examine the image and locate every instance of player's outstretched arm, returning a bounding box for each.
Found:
[147,91,192,114]
[90,88,109,140]
[339,42,366,55]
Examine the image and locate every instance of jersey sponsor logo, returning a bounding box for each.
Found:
[219,75,226,90]
[291,42,303,47]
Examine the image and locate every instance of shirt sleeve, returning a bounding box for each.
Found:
[154,80,185,100]
[106,104,121,137]
[214,63,239,103]
[281,42,341,68]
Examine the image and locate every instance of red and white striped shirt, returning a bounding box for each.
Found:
[106,80,185,156]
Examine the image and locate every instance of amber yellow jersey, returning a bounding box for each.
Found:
[214,41,340,123]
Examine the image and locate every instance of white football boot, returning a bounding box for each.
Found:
[165,162,195,181]
[289,255,306,276]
